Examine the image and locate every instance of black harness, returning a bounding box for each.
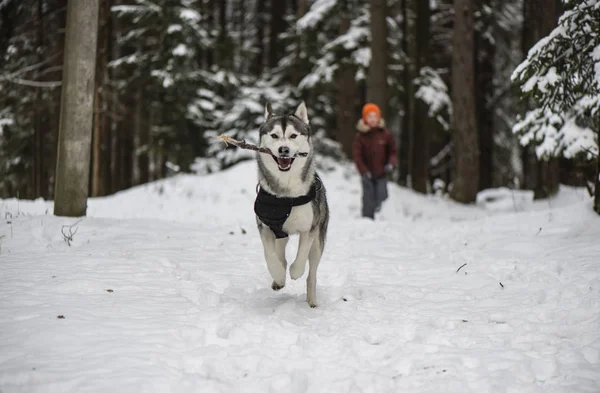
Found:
[254,178,320,239]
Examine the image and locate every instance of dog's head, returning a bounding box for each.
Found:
[258,102,311,172]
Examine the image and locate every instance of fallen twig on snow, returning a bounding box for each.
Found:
[61,219,82,246]
[456,263,467,273]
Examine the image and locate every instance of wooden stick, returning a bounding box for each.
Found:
[217,135,273,155]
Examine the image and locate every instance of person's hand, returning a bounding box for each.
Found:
[384,164,394,174]
[363,171,373,180]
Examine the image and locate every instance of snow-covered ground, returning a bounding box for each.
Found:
[1,160,599,393]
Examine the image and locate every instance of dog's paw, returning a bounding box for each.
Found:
[289,261,306,280]
[307,293,318,308]
[271,281,285,291]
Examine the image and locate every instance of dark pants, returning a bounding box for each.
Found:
[361,176,388,219]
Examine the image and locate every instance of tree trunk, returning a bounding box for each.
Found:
[236,0,245,74]
[367,0,388,114]
[398,0,411,185]
[121,110,134,190]
[103,0,113,195]
[217,0,231,69]
[292,0,309,85]
[33,0,45,199]
[475,21,495,191]
[411,0,431,194]
[92,0,103,198]
[594,123,600,215]
[54,0,99,216]
[538,0,561,198]
[269,0,286,69]
[110,0,121,194]
[0,2,14,68]
[450,0,479,203]
[252,0,265,75]
[335,0,357,159]
[206,0,215,69]
[136,89,149,184]
[92,83,102,196]
[402,0,416,188]
[52,0,70,200]
[91,0,111,197]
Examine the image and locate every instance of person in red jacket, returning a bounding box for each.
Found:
[353,103,398,219]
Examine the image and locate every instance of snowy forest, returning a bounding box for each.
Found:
[0,0,599,213]
[2,1,600,391]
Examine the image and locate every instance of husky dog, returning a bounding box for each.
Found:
[254,102,329,308]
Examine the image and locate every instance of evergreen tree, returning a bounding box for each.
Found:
[511,0,599,214]
[0,0,65,199]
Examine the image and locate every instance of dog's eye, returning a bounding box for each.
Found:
[290,134,298,139]
[270,134,279,139]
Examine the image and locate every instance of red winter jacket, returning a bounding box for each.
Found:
[352,119,398,178]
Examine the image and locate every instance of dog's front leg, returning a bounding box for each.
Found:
[289,232,314,280]
[259,226,288,290]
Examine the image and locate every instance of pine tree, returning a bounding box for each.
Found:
[518,0,561,199]
[487,0,524,188]
[111,0,219,179]
[512,0,600,214]
[0,0,65,199]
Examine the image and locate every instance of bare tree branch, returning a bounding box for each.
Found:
[2,75,62,88]
[2,53,61,78]
[581,146,598,159]
[61,219,83,246]
[0,53,63,88]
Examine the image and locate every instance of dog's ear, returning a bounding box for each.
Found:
[264,102,274,121]
[294,101,309,125]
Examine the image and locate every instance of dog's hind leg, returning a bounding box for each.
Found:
[289,232,314,280]
[306,234,324,308]
[259,226,288,291]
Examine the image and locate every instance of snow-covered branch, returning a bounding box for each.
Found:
[415,67,452,131]
[511,0,600,160]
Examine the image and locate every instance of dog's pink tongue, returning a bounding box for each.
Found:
[277,157,292,167]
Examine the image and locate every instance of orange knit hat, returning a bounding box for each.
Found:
[362,103,381,122]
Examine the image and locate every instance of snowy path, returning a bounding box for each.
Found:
[1,162,599,393]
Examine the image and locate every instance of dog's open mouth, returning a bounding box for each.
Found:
[272,156,295,171]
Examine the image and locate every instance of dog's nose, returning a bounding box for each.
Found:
[278,146,290,156]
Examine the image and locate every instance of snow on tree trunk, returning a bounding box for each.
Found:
[54,0,99,217]
[367,0,388,114]
[450,0,479,203]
